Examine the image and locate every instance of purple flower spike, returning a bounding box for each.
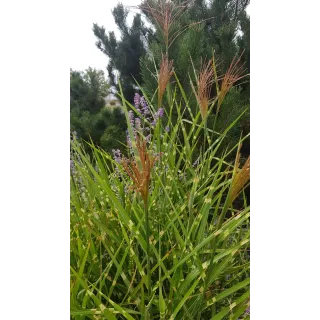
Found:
[135,117,141,130]
[128,110,134,126]
[158,108,164,117]
[140,96,147,107]
[141,104,150,116]
[134,93,140,108]
[112,149,122,163]
[126,130,132,148]
[165,126,170,132]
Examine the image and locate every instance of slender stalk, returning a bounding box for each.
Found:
[210,99,221,147]
[203,119,207,152]
[144,200,152,300]
[196,119,209,320]
[141,282,145,317]
[200,118,208,182]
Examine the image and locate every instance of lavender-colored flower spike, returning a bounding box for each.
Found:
[112,149,122,163]
[126,129,132,148]
[135,117,141,130]
[140,96,146,107]
[157,108,164,117]
[144,106,150,115]
[139,97,150,116]
[128,110,135,128]
[134,93,140,108]
[165,126,170,132]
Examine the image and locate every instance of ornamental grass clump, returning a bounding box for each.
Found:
[70,53,250,319]
[121,134,160,298]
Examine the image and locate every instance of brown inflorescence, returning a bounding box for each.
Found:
[139,0,190,49]
[158,54,174,106]
[218,52,247,110]
[230,156,250,203]
[195,58,215,120]
[121,135,159,205]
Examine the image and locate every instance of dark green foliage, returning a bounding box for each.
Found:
[214,87,249,154]
[93,3,152,100]
[70,67,109,114]
[238,9,250,66]
[70,68,127,153]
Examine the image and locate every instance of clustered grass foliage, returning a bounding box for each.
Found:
[70,54,250,319]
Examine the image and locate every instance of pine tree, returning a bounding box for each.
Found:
[93,3,151,100]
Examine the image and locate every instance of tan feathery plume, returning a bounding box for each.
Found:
[217,52,247,110]
[230,156,250,203]
[158,54,174,107]
[137,0,232,53]
[121,135,159,205]
[139,0,190,49]
[194,58,215,120]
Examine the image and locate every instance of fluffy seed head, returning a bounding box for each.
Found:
[158,54,174,106]
[121,135,159,205]
[194,59,214,120]
[230,156,250,202]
